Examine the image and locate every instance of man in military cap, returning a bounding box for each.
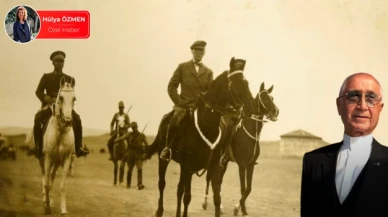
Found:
[33,51,89,159]
[106,101,131,160]
[114,121,149,190]
[159,40,214,161]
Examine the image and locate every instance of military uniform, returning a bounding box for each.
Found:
[33,51,89,158]
[116,122,148,189]
[160,40,214,161]
[107,101,131,160]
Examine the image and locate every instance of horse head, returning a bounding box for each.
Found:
[54,78,76,125]
[255,82,279,122]
[203,57,254,114]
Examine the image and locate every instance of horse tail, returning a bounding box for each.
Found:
[146,131,160,158]
[146,112,171,159]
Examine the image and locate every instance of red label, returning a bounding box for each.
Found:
[36,10,90,39]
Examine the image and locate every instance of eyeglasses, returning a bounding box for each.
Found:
[338,90,382,107]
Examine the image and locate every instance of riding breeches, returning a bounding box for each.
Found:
[127,151,143,170]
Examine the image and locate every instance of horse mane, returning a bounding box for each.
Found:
[202,71,228,107]
[61,82,74,91]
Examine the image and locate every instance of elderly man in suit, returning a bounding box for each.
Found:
[300,72,388,217]
[159,40,214,161]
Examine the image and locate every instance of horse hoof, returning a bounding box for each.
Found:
[220,206,224,214]
[233,207,239,216]
[44,207,51,215]
[61,210,68,215]
[154,210,163,217]
[242,215,249,217]
[202,202,207,210]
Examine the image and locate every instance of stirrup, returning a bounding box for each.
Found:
[160,148,172,161]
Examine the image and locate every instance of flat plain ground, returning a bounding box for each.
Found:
[0,147,302,217]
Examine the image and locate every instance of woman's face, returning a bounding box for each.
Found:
[18,9,24,20]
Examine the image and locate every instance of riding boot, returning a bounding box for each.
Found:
[33,111,45,159]
[137,169,144,190]
[72,112,89,157]
[160,124,178,161]
[219,123,236,168]
[107,136,115,161]
[33,121,43,159]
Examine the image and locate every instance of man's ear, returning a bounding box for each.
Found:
[336,98,341,115]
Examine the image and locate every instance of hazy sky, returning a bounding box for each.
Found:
[1,0,387,145]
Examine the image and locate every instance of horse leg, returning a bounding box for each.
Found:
[182,171,193,217]
[201,171,211,210]
[119,160,125,186]
[49,164,59,207]
[39,158,45,197]
[234,166,246,216]
[175,166,186,217]
[241,164,254,217]
[113,160,118,185]
[219,161,229,215]
[155,158,169,217]
[210,165,223,217]
[43,156,52,214]
[60,156,72,214]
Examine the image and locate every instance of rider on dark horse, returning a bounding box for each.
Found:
[106,101,131,160]
[33,51,89,159]
[218,59,248,168]
[159,40,214,161]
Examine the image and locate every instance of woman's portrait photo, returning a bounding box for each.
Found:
[4,5,41,43]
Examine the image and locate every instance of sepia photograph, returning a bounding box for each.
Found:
[0,0,388,217]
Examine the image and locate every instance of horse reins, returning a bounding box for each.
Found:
[235,89,272,165]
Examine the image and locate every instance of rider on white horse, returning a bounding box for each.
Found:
[33,51,89,159]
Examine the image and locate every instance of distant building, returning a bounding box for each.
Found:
[279,129,328,158]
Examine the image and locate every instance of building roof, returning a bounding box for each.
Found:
[280,129,322,140]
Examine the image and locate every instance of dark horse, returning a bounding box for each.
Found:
[202,82,279,217]
[146,58,254,217]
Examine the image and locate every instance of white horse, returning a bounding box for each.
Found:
[40,80,77,215]
[25,132,76,178]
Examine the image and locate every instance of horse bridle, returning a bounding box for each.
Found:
[50,77,75,127]
[197,70,245,115]
[238,89,275,142]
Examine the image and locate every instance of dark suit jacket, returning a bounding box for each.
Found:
[13,21,31,43]
[36,72,74,107]
[168,60,213,109]
[301,138,388,217]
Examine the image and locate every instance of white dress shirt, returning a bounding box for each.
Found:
[193,59,202,73]
[335,133,372,204]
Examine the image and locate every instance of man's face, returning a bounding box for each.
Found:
[132,126,138,132]
[52,59,64,71]
[119,106,124,112]
[191,48,205,62]
[336,74,384,136]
